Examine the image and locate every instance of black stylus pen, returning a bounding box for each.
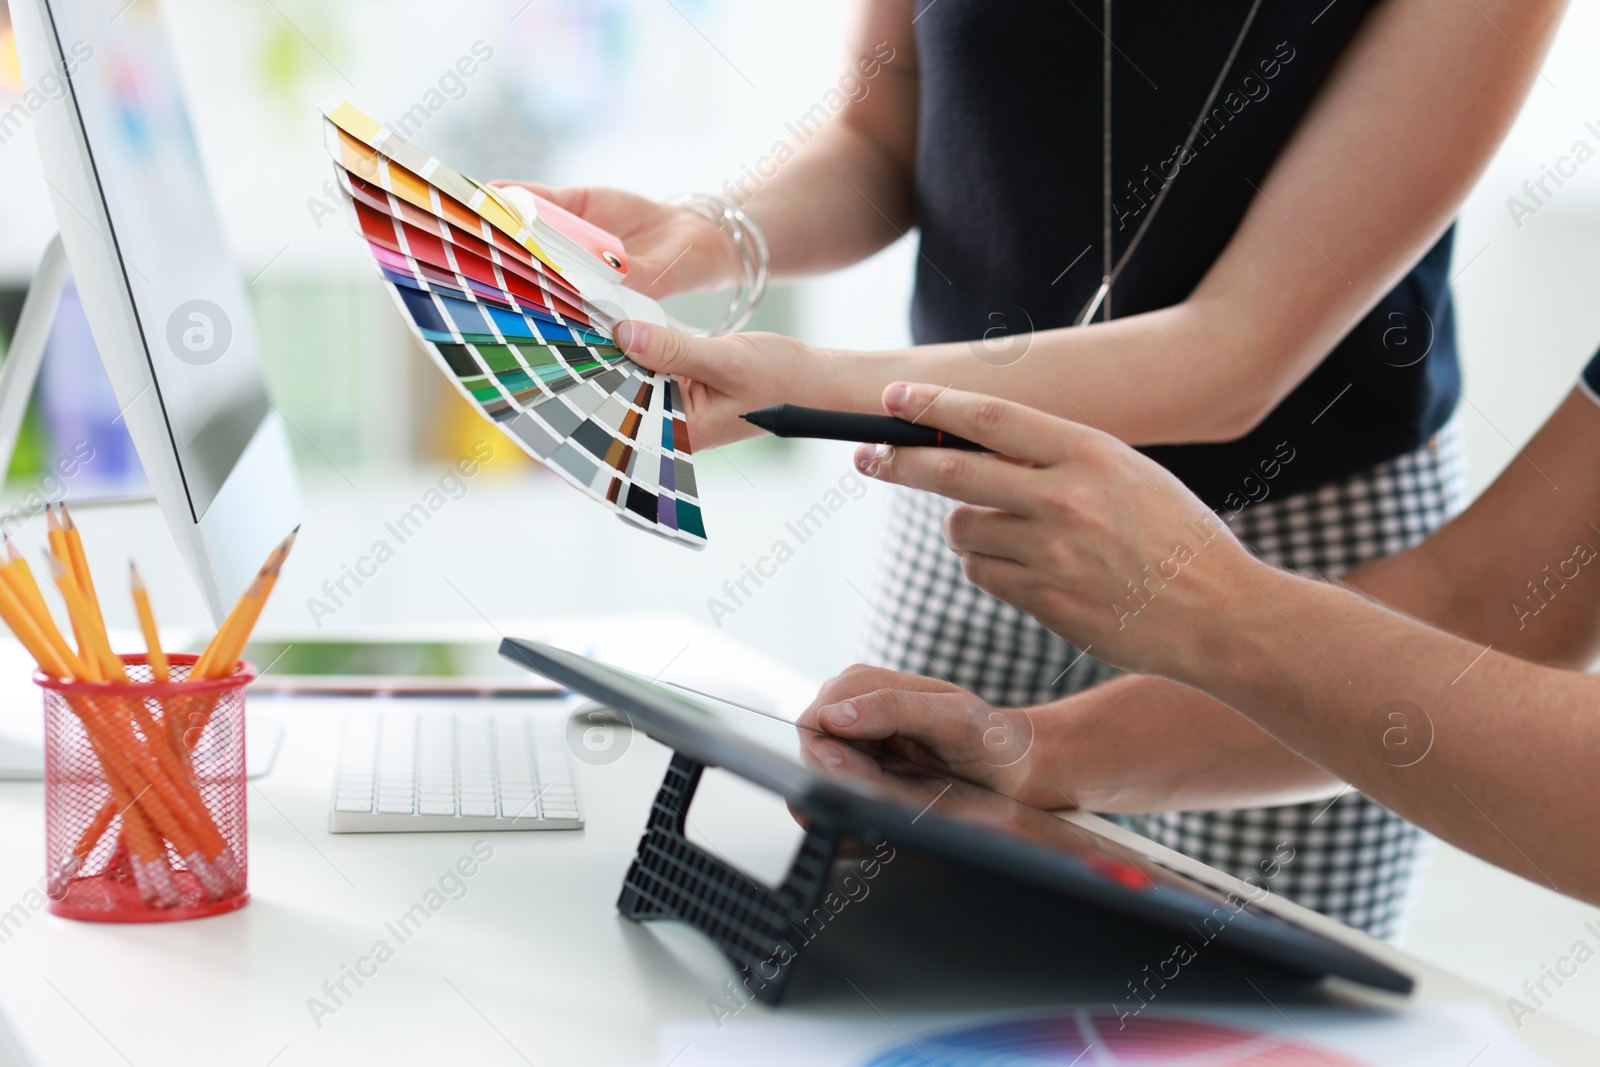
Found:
[740,404,991,452]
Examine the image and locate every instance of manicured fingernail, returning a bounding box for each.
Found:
[855,443,892,476]
[824,700,858,727]
[884,383,911,412]
[614,320,650,353]
[810,739,845,767]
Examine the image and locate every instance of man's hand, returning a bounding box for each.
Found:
[852,383,1265,683]
[798,664,1046,803]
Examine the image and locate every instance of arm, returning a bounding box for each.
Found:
[986,377,1600,814]
[800,666,1346,813]
[621,0,1567,447]
[1192,558,1600,902]
[849,381,1600,903]
[1347,385,1600,668]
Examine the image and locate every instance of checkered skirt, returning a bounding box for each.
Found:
[861,421,1469,938]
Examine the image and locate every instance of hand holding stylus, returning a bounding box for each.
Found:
[849,382,1257,682]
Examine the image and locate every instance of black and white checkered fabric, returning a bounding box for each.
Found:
[861,420,1469,938]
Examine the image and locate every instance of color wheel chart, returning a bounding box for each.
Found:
[859,1009,1372,1066]
[317,98,707,548]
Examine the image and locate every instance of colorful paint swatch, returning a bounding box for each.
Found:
[320,98,628,285]
[318,99,705,548]
[346,194,592,323]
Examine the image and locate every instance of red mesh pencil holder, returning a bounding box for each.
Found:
[37,653,256,922]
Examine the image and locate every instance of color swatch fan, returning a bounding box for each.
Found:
[317,98,707,547]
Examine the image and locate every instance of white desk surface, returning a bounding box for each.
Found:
[0,614,1592,1066]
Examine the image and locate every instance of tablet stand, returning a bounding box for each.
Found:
[618,753,841,1003]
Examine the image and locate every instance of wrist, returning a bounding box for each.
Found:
[672,194,770,334]
[808,347,876,411]
[1001,696,1092,810]
[812,345,925,415]
[688,209,742,291]
[1182,562,1306,710]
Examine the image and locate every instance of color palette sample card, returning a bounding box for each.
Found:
[317,98,706,548]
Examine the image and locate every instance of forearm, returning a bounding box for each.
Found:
[740,117,916,281]
[1345,387,1600,668]
[1030,674,1345,813]
[815,0,1564,446]
[815,305,1257,445]
[1181,564,1600,902]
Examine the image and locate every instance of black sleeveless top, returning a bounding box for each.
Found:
[911,0,1459,507]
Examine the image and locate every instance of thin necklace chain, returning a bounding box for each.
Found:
[1075,0,1267,326]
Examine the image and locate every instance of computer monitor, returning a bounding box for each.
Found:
[8,0,300,621]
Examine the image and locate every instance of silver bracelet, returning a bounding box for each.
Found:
[670,193,770,336]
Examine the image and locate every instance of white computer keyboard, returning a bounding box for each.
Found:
[329,705,583,832]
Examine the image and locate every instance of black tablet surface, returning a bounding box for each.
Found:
[499,637,1413,996]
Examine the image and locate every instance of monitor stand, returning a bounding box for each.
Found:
[0,233,156,505]
[0,235,67,782]
[617,752,844,1004]
[0,234,67,486]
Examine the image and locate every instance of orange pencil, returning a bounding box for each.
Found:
[58,505,106,632]
[177,526,298,765]
[0,535,86,679]
[0,573,73,680]
[47,558,126,683]
[100,765,178,906]
[195,525,298,680]
[129,563,169,684]
[70,695,210,855]
[46,508,105,679]
[51,795,119,897]
[61,507,123,681]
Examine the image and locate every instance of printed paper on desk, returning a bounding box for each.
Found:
[657,1003,1550,1067]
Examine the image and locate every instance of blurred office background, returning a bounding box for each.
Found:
[0,0,1597,1034]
